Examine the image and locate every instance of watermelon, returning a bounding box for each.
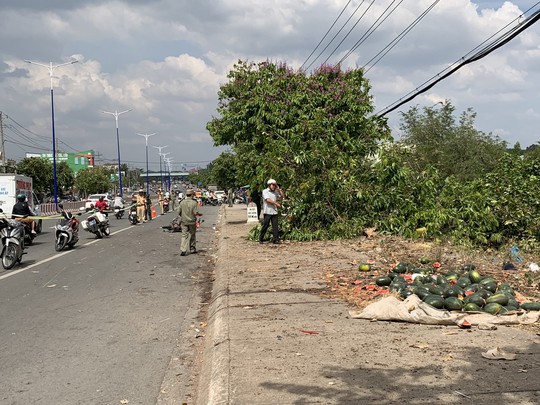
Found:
[423,294,444,309]
[463,302,482,312]
[375,276,392,287]
[520,302,540,311]
[486,293,509,306]
[456,277,471,289]
[465,293,485,307]
[393,263,409,274]
[468,270,482,284]
[444,297,464,311]
[428,285,444,296]
[483,302,503,315]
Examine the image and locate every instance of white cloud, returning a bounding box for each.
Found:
[0,0,539,170]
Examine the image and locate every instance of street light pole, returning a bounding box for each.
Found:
[102,109,132,198]
[24,58,78,207]
[152,145,167,190]
[161,152,171,191]
[164,157,173,192]
[137,133,156,197]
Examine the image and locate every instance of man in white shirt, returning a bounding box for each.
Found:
[258,178,284,245]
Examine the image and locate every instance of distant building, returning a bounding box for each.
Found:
[25,150,95,174]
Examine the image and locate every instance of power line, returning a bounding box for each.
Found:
[376,5,540,117]
[301,0,355,71]
[360,0,441,73]
[328,0,402,66]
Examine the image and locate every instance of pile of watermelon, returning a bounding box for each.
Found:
[375,262,540,314]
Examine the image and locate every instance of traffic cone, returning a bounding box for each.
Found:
[152,205,157,218]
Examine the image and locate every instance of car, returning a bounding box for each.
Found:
[84,193,112,211]
[214,190,226,202]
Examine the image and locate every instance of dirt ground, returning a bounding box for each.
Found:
[263,232,540,334]
[215,207,540,404]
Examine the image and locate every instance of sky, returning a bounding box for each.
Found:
[1,0,539,172]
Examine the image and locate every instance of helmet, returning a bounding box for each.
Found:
[16,193,26,202]
[267,179,277,185]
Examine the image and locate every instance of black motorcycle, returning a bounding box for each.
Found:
[0,210,25,269]
[128,204,138,225]
[114,206,125,219]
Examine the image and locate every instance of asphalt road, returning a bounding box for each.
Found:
[0,205,218,405]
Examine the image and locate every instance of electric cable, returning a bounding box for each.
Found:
[361,0,441,73]
[304,0,369,71]
[334,0,405,66]
[376,5,540,117]
[300,0,354,71]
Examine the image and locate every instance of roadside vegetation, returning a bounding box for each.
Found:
[206,60,540,254]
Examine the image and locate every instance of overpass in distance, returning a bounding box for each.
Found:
[143,172,189,178]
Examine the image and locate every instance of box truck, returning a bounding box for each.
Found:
[0,174,42,233]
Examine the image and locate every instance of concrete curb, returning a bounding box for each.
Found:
[196,207,231,405]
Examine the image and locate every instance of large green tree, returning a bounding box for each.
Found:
[207,61,390,238]
[208,151,238,190]
[398,101,507,181]
[74,167,112,197]
[15,157,53,196]
[57,161,75,194]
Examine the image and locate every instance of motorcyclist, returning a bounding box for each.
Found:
[94,196,108,213]
[113,194,124,210]
[12,193,37,235]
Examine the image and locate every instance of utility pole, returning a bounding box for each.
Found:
[0,112,5,172]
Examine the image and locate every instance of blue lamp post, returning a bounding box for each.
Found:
[24,58,78,207]
[102,109,132,198]
[137,133,156,197]
[152,145,167,190]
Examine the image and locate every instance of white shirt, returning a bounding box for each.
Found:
[262,187,279,215]
[114,196,124,208]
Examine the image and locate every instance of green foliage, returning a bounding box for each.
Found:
[208,151,238,190]
[208,60,390,238]
[57,161,75,193]
[398,101,507,181]
[74,167,112,196]
[206,61,540,251]
[188,168,212,188]
[15,157,53,196]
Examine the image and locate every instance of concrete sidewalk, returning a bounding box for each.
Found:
[196,205,540,405]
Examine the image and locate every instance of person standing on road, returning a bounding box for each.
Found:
[227,188,234,207]
[259,179,284,245]
[157,189,164,215]
[146,192,152,221]
[136,189,146,223]
[178,189,202,256]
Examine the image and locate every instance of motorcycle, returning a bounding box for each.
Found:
[54,206,81,251]
[114,205,125,219]
[163,198,170,213]
[11,216,36,246]
[81,209,110,239]
[0,209,25,269]
[128,204,138,225]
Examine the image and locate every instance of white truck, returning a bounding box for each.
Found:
[0,174,42,233]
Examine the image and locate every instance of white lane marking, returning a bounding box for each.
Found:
[0,224,136,281]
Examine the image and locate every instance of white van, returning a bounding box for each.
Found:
[0,174,42,232]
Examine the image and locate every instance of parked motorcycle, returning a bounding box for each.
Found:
[114,206,125,220]
[128,204,138,225]
[81,209,110,239]
[0,209,25,269]
[54,206,81,251]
